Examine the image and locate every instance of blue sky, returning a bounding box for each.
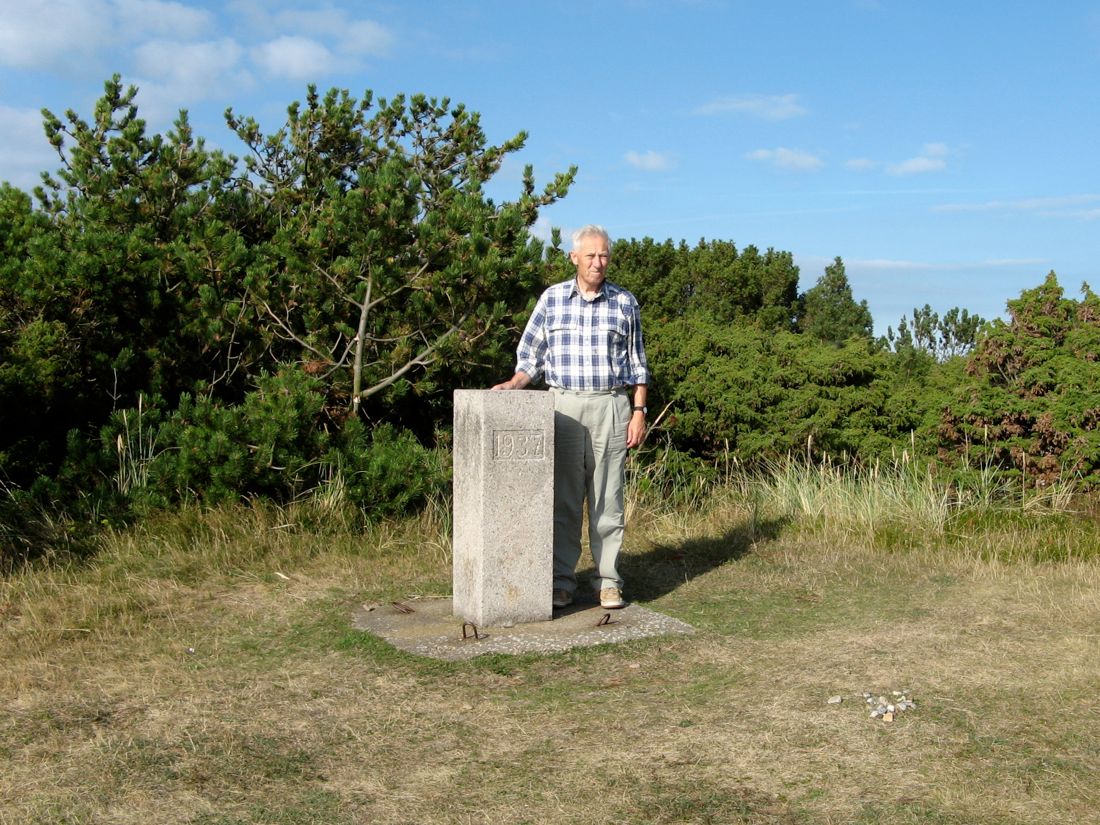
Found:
[2,0,1099,333]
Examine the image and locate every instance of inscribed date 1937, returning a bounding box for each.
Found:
[493,430,544,460]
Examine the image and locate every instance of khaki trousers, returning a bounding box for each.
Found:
[550,387,631,594]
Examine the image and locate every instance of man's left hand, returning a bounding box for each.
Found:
[626,413,646,449]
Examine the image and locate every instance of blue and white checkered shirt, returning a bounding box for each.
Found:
[515,278,649,391]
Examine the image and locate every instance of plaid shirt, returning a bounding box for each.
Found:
[515,278,649,391]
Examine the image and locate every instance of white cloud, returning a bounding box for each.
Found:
[746,147,823,171]
[273,10,393,57]
[134,38,244,87]
[693,93,806,120]
[935,194,1100,213]
[224,0,273,34]
[846,158,878,171]
[238,7,394,79]
[115,0,213,39]
[981,258,1049,267]
[624,150,676,171]
[225,3,393,64]
[0,0,112,68]
[934,193,1100,221]
[0,0,214,70]
[850,257,1047,271]
[888,143,950,175]
[337,19,393,57]
[251,36,335,80]
[0,0,391,80]
[0,105,59,190]
[851,144,952,177]
[889,156,946,175]
[852,258,937,271]
[128,38,251,124]
[273,7,356,36]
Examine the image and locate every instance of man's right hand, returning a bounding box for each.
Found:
[491,372,530,390]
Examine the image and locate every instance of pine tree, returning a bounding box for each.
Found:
[799,257,873,343]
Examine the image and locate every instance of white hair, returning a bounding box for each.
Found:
[571,224,611,251]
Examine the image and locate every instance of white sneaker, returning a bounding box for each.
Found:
[600,587,626,609]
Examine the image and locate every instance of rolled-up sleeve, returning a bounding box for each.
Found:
[624,299,650,386]
[515,295,549,382]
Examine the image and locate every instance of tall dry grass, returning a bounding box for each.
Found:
[624,444,1096,567]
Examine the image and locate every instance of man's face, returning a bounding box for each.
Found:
[570,234,611,294]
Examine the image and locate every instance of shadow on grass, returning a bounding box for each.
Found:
[619,515,788,602]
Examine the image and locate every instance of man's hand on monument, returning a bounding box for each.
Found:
[491,372,531,391]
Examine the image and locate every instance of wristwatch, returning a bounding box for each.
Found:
[632,405,647,414]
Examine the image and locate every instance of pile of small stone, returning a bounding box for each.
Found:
[826,690,918,722]
[864,690,916,722]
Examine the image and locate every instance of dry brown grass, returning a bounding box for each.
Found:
[3,491,1100,824]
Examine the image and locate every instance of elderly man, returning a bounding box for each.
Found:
[492,224,649,609]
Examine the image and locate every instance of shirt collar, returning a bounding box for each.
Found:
[570,278,608,302]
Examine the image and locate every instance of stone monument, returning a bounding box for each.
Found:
[452,389,554,626]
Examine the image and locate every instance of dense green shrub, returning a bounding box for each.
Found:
[329,420,447,517]
[941,273,1100,485]
[612,237,800,329]
[648,318,907,462]
[98,370,445,516]
[143,369,330,504]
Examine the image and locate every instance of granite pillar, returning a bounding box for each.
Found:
[452,389,554,626]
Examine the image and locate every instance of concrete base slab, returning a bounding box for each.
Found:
[351,596,694,661]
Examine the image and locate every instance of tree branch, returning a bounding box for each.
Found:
[260,299,331,362]
[358,312,470,401]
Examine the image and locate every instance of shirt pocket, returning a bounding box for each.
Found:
[597,313,629,351]
[548,319,579,351]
